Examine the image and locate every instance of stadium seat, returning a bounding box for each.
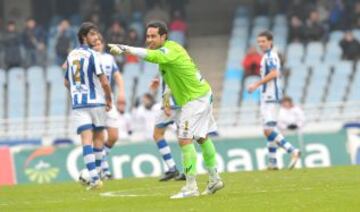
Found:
[47,66,68,116]
[169,31,186,46]
[329,30,344,43]
[27,66,46,117]
[286,42,305,64]
[241,76,261,104]
[136,63,158,97]
[0,69,5,118]
[233,17,250,28]
[304,42,324,64]
[323,42,342,64]
[304,64,332,104]
[326,61,353,102]
[273,14,287,26]
[253,16,270,28]
[347,65,360,101]
[286,65,309,103]
[7,68,26,119]
[353,29,360,41]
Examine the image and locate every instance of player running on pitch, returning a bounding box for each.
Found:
[109,21,224,199]
[247,31,301,170]
[64,22,112,190]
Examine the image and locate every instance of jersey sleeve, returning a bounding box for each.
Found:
[111,58,119,75]
[145,47,178,64]
[265,54,280,71]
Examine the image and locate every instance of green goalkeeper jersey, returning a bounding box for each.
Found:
[145,40,211,106]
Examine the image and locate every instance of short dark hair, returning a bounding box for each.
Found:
[77,22,98,44]
[146,21,168,38]
[281,96,293,104]
[258,30,273,41]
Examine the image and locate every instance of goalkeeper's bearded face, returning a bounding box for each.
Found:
[146,27,166,50]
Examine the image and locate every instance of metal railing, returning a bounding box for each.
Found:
[0,101,359,140]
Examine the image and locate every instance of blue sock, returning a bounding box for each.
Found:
[156,139,176,172]
[83,145,99,182]
[267,132,278,167]
[271,131,295,153]
[104,143,112,156]
[93,147,103,175]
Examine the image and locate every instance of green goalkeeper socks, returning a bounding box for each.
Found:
[181,143,197,176]
[200,138,217,170]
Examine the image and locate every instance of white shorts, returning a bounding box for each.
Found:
[260,99,279,129]
[106,104,121,128]
[72,107,106,134]
[178,92,217,139]
[155,109,179,129]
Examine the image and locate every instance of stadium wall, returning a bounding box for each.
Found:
[0,130,354,185]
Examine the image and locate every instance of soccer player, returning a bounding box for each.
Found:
[150,78,185,181]
[92,34,125,179]
[64,22,112,190]
[247,31,301,170]
[109,21,224,199]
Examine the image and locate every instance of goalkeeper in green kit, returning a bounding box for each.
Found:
[109,21,224,199]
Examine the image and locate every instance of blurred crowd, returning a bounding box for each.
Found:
[0,0,188,70]
[243,0,360,77]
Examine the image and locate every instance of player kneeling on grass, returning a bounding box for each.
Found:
[92,34,125,180]
[108,21,224,199]
[247,31,301,170]
[64,22,112,190]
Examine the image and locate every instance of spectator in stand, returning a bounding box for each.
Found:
[328,0,346,30]
[278,96,305,134]
[242,46,261,76]
[3,21,22,69]
[144,3,170,24]
[340,31,360,61]
[22,18,46,67]
[351,2,360,28]
[124,29,141,64]
[288,15,305,42]
[132,93,160,141]
[129,12,145,41]
[106,21,126,44]
[169,10,187,46]
[55,19,75,65]
[288,0,309,20]
[169,10,187,34]
[304,10,326,42]
[116,99,132,140]
[0,18,4,68]
[166,0,188,18]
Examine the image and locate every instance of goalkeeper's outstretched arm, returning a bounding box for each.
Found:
[108,44,176,64]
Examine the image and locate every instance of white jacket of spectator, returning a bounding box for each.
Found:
[117,112,132,140]
[131,103,161,141]
[278,105,305,132]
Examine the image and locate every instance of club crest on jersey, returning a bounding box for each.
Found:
[159,47,169,54]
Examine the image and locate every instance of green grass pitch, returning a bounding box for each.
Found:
[1,166,360,211]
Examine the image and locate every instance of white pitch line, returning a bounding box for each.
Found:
[100,184,181,198]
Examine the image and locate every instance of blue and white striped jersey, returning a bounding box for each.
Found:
[260,48,282,102]
[65,45,106,109]
[97,52,119,86]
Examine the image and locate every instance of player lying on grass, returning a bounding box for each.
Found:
[247,31,301,170]
[108,21,224,199]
